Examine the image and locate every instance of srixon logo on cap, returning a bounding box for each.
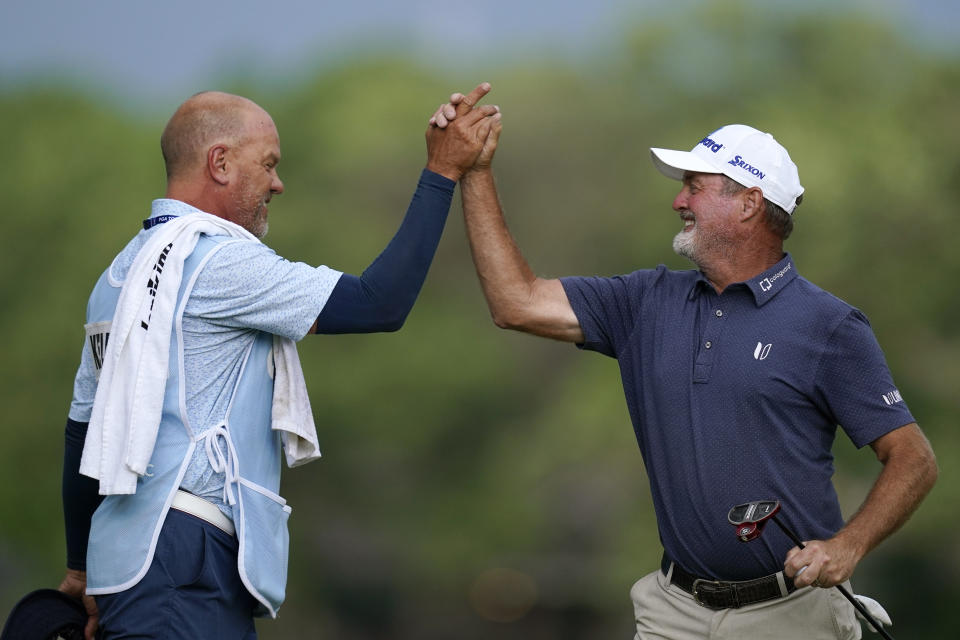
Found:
[698,137,723,153]
[728,155,765,179]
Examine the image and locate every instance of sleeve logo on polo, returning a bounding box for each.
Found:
[882,390,904,405]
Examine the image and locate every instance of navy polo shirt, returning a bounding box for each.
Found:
[560,253,914,580]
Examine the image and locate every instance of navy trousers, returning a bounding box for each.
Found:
[95,508,258,639]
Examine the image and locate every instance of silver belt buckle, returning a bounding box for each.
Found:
[691,578,724,608]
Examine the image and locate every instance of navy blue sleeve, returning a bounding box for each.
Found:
[560,272,650,357]
[814,310,916,448]
[314,169,455,334]
[63,417,103,571]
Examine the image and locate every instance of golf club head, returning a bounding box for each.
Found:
[728,500,780,542]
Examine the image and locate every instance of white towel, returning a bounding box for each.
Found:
[80,212,320,494]
[271,334,321,467]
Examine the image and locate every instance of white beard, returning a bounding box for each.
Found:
[673,227,697,262]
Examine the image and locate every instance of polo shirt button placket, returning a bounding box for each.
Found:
[705,310,723,349]
[693,297,724,383]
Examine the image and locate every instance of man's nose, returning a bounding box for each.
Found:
[672,188,688,212]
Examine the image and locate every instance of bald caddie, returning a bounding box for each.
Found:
[58,85,500,639]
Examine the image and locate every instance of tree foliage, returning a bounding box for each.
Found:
[1,4,957,637]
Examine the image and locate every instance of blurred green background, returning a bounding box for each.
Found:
[2,1,958,637]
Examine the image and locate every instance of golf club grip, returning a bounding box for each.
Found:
[772,516,896,639]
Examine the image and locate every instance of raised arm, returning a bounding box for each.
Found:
[459,117,584,342]
[312,83,500,334]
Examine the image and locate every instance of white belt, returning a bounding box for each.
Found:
[171,489,235,536]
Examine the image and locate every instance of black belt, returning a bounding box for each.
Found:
[662,555,795,610]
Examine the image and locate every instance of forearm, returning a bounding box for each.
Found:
[785,424,936,588]
[63,418,104,571]
[832,423,937,560]
[461,169,539,327]
[461,169,582,341]
[314,169,454,334]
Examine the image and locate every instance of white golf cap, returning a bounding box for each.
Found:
[650,124,804,214]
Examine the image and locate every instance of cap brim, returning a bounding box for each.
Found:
[650,147,720,181]
[1,589,87,640]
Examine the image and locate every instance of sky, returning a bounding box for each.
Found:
[2,0,958,112]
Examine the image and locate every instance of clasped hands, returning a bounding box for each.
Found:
[424,82,502,182]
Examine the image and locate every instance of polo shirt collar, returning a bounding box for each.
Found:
[150,198,204,220]
[687,253,798,306]
[747,253,797,305]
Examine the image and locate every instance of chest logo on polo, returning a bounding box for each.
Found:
[754,342,772,361]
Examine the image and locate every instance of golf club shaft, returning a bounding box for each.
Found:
[772,516,895,640]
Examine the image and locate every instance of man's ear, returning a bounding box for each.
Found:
[208,145,229,185]
[740,187,765,222]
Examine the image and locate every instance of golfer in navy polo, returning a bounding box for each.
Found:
[439,106,937,639]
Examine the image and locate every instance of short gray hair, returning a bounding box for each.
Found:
[160,91,257,181]
[720,176,795,240]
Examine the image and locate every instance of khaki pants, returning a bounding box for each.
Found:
[630,567,861,640]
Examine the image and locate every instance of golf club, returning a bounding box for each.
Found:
[728,500,895,640]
